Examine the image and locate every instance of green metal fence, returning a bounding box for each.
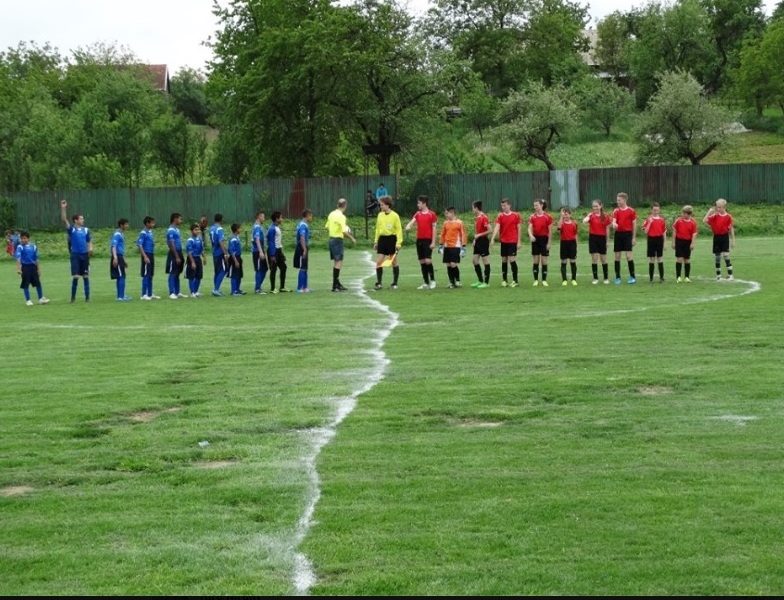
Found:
[8,163,784,229]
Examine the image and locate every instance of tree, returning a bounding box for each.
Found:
[497,81,578,170]
[594,11,633,82]
[576,77,633,136]
[151,113,207,185]
[735,19,784,115]
[170,67,210,125]
[636,70,734,165]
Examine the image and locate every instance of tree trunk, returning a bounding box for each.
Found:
[376,153,391,176]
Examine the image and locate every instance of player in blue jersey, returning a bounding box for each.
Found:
[110,218,131,301]
[251,211,268,294]
[185,223,205,297]
[267,211,291,293]
[137,216,159,300]
[60,199,93,303]
[209,213,230,297]
[166,212,186,300]
[294,209,313,293]
[228,223,246,296]
[15,231,50,306]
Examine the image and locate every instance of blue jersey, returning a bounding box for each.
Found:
[136,228,154,255]
[67,225,91,254]
[228,235,242,257]
[209,223,225,257]
[111,230,125,256]
[295,220,311,249]
[166,226,182,252]
[267,223,282,257]
[251,223,265,254]
[15,242,38,265]
[186,236,204,257]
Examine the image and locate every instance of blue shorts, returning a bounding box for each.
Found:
[70,253,90,276]
[329,238,344,261]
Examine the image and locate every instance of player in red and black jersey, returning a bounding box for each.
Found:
[405,195,438,289]
[557,208,578,286]
[471,201,491,288]
[703,198,735,280]
[642,202,667,283]
[582,200,612,284]
[490,198,522,287]
[672,205,698,282]
[528,199,553,286]
[611,192,637,284]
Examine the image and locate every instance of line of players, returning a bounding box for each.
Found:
[12,194,736,305]
[369,193,736,290]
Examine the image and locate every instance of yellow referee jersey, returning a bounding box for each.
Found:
[326,209,348,238]
[374,210,403,244]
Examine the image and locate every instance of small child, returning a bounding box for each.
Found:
[471,200,491,288]
[111,218,131,301]
[185,223,204,297]
[583,200,612,284]
[672,205,698,283]
[439,207,468,288]
[528,199,553,287]
[703,198,735,281]
[557,208,578,286]
[611,192,637,284]
[137,216,159,300]
[642,202,667,283]
[228,223,246,296]
[267,212,291,293]
[15,231,49,306]
[294,209,313,293]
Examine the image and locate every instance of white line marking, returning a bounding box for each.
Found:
[710,415,759,426]
[571,277,761,318]
[292,252,400,595]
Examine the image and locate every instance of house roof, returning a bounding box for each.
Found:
[140,64,170,92]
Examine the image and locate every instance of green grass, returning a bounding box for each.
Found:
[2,237,783,594]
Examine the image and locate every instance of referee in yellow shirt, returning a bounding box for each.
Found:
[325,198,355,292]
[373,196,403,290]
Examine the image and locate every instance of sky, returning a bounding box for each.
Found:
[0,0,777,74]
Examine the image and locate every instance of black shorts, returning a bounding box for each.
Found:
[560,240,577,261]
[186,257,203,280]
[252,252,268,272]
[227,256,243,279]
[531,236,549,257]
[270,250,286,267]
[20,263,40,288]
[294,249,308,270]
[329,238,344,261]
[442,247,461,264]
[377,235,397,257]
[473,237,490,257]
[166,251,184,275]
[213,255,227,275]
[140,256,155,278]
[500,242,517,257]
[614,231,634,252]
[110,256,127,280]
[416,239,433,260]
[70,253,90,276]
[713,234,730,254]
[647,236,664,258]
[588,234,607,255]
[675,238,692,259]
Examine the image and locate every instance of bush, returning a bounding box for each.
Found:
[0,196,16,232]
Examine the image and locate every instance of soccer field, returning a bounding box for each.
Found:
[2,238,783,594]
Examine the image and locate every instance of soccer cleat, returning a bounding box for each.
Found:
[169,293,178,300]
[614,277,621,285]
[684,277,691,283]
[150,294,161,300]
[25,300,34,306]
[374,282,382,290]
[501,280,508,288]
[455,281,462,288]
[448,283,456,289]
[212,290,223,297]
[38,297,50,304]
[337,284,348,291]
[418,283,429,290]
[477,283,489,289]
[297,288,311,293]
[141,295,151,301]
[471,282,481,288]
[727,275,734,281]
[533,280,539,287]
[627,277,636,284]
[676,277,682,283]
[509,281,519,288]
[429,281,436,289]
[592,279,599,285]
[562,280,568,286]
[716,275,722,281]
[542,281,549,287]
[231,291,242,296]
[571,279,578,286]
[390,284,398,290]
[271,289,279,294]
[177,293,187,298]
[279,288,293,293]
[603,279,610,285]
[192,292,202,298]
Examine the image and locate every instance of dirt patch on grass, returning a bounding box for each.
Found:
[456,420,504,429]
[194,461,237,470]
[637,386,673,396]
[1,485,34,497]
[129,406,182,423]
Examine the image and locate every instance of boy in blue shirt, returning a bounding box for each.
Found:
[110,218,131,301]
[166,212,185,300]
[185,223,204,297]
[267,211,291,293]
[294,209,313,293]
[228,223,246,296]
[209,213,230,297]
[137,216,159,300]
[251,211,268,294]
[60,199,93,303]
[15,231,49,306]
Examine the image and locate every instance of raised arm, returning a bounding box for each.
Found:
[60,199,70,228]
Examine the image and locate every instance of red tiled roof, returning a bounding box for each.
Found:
[141,64,169,92]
